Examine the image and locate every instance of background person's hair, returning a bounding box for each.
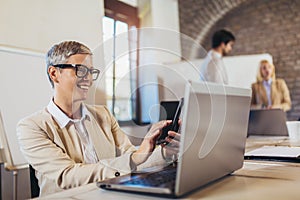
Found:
[256,59,276,82]
[212,29,235,48]
[46,41,92,88]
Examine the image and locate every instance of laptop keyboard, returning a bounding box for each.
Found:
[121,167,177,187]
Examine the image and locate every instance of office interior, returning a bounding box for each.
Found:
[1,0,300,199]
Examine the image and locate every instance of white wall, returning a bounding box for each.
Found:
[0,1,105,198]
[138,0,182,122]
[0,48,50,166]
[138,0,181,63]
[0,0,103,52]
[157,54,273,101]
[224,54,273,88]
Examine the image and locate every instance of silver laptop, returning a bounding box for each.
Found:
[97,81,251,197]
[247,109,288,136]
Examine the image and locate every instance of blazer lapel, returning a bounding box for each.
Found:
[259,83,268,105]
[84,116,115,160]
[61,126,84,162]
[271,81,277,105]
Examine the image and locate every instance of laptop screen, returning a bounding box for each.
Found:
[98,81,252,197]
[176,81,251,196]
[247,109,288,136]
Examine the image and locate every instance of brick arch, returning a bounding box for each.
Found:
[179,0,300,120]
[179,0,247,59]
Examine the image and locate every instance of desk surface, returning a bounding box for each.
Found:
[35,136,300,200]
[35,161,300,200]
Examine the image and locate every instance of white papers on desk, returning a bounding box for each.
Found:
[245,146,300,158]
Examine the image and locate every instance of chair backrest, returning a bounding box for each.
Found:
[0,111,14,169]
[29,165,40,197]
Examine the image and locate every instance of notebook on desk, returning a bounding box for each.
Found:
[247,109,288,136]
[97,81,251,197]
[245,146,300,163]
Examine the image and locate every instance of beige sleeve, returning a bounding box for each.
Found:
[274,79,291,112]
[16,115,135,192]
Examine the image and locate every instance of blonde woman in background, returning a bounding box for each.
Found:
[251,59,291,112]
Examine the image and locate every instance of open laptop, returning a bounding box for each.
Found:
[97,81,251,197]
[247,109,288,136]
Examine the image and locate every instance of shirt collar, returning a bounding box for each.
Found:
[210,50,222,59]
[47,99,89,128]
[263,78,272,86]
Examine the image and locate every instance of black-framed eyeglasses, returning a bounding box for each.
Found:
[53,64,100,81]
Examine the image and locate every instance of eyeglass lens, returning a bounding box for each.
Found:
[76,65,100,80]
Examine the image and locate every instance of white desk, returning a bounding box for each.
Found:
[34,161,300,200]
[34,137,300,200]
[246,136,300,151]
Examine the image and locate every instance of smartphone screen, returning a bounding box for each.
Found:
[159,101,180,121]
[157,98,184,145]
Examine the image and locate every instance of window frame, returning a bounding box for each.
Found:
[103,0,142,125]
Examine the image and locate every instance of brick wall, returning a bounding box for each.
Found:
[179,0,300,120]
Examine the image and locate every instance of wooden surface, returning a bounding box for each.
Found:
[34,136,300,200]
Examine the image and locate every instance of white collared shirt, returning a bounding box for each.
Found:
[47,99,98,163]
[200,50,228,84]
[263,78,272,106]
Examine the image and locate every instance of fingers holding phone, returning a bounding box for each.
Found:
[156,98,183,145]
[161,130,181,162]
[163,130,180,147]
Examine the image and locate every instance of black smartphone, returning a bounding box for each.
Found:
[157,98,184,145]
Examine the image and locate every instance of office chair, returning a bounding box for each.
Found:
[29,165,40,198]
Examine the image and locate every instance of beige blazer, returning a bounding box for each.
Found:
[251,78,291,112]
[17,105,165,196]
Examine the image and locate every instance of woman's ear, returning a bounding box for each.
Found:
[48,66,59,84]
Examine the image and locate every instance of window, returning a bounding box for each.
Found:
[103,0,140,123]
